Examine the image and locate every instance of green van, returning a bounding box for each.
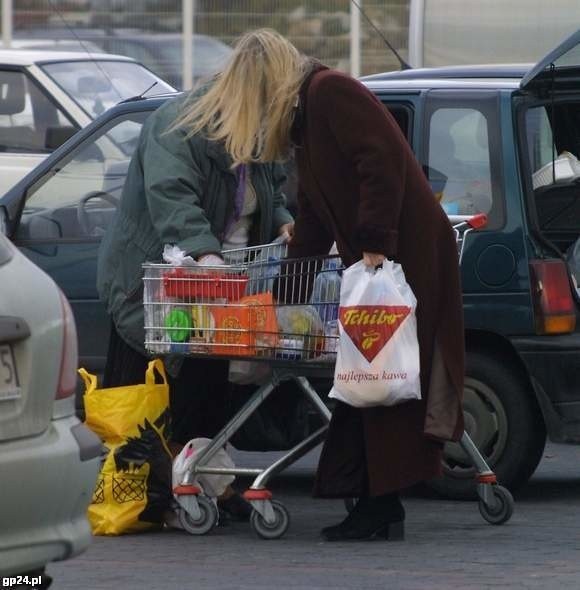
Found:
[363,29,580,496]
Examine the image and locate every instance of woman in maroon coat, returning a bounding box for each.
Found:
[286,62,465,541]
[196,28,464,541]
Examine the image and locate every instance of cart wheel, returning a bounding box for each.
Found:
[478,485,514,525]
[178,495,218,535]
[250,500,290,540]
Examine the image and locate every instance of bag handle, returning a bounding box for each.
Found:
[145,358,168,386]
[78,367,97,394]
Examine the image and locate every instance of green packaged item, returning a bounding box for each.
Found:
[164,308,192,342]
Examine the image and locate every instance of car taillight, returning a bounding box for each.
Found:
[56,291,78,399]
[529,260,576,335]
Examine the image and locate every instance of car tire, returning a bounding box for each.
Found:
[428,350,546,499]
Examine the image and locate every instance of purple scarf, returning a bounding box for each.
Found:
[223,163,247,239]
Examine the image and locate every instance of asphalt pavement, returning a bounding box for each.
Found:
[48,442,580,590]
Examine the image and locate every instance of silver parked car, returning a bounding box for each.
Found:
[11,29,233,90]
[0,48,176,196]
[0,231,101,581]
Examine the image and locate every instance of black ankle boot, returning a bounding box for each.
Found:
[321,493,405,542]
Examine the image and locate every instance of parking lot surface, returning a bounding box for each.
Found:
[49,443,580,590]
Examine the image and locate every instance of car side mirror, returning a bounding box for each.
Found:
[15,214,62,258]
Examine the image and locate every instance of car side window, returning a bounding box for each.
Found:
[0,69,77,154]
[382,103,411,139]
[525,106,555,177]
[16,113,148,241]
[524,104,580,241]
[428,107,493,216]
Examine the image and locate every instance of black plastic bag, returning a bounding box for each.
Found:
[228,380,326,452]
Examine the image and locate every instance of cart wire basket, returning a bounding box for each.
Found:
[144,242,342,368]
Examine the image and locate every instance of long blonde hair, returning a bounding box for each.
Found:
[170,29,308,165]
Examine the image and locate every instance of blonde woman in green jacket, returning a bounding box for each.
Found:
[97,30,302,522]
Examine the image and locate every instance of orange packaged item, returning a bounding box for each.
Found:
[211,305,255,356]
[239,292,279,351]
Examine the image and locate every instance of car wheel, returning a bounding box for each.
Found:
[428,350,546,499]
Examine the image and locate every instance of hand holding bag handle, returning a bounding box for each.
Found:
[329,259,421,407]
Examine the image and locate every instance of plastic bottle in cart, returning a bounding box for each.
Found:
[310,259,341,323]
[248,255,281,294]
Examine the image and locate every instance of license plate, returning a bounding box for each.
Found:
[0,343,21,401]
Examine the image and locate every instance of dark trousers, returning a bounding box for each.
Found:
[103,324,231,444]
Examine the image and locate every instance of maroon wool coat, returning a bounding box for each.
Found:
[288,67,465,497]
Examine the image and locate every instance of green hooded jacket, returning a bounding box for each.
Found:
[97,94,293,356]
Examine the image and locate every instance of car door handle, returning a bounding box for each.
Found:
[0,316,31,343]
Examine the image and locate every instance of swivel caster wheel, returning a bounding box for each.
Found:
[250,500,290,540]
[478,485,514,525]
[178,495,218,535]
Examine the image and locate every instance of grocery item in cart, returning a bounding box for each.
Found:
[211,305,255,356]
[246,256,282,295]
[275,305,324,359]
[323,319,339,354]
[162,267,249,301]
[239,292,279,349]
[164,308,193,343]
[190,304,215,342]
[309,258,341,323]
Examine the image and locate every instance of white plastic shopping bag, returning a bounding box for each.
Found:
[329,260,421,407]
[172,437,235,498]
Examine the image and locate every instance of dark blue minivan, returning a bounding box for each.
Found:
[3,30,580,499]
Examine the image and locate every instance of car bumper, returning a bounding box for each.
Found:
[0,415,101,576]
[512,332,580,442]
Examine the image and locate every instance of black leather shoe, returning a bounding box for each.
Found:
[321,493,405,542]
[321,518,405,542]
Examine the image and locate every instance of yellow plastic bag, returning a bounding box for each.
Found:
[80,359,172,535]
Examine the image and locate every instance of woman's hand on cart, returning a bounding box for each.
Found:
[363,252,385,268]
[278,222,295,243]
[197,253,225,266]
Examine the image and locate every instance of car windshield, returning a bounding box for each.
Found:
[41,60,175,118]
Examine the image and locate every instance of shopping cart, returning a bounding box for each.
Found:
[142,213,513,539]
